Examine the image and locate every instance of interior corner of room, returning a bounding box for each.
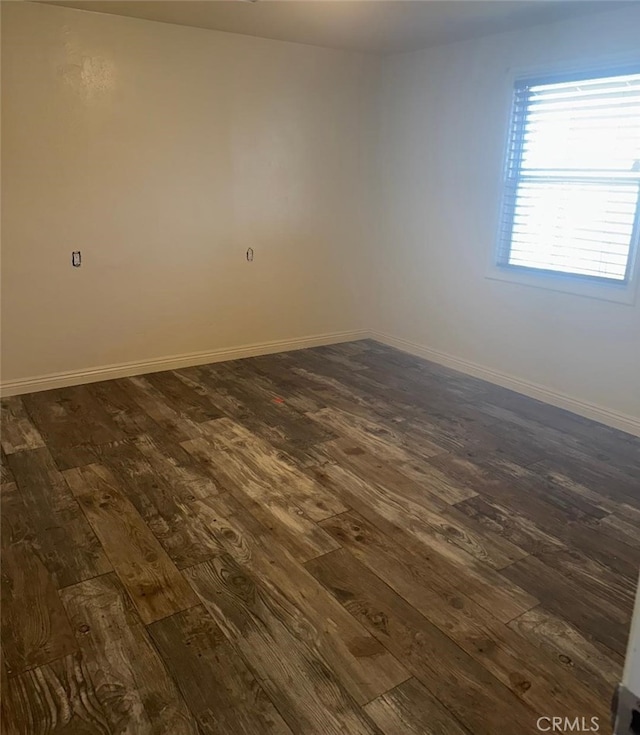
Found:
[2,0,640,437]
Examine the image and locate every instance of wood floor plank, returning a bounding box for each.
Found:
[501,555,631,655]
[429,453,606,533]
[1,482,35,548]
[308,406,443,463]
[145,370,224,423]
[319,511,607,721]
[86,379,167,438]
[202,361,336,448]
[198,417,349,521]
[229,486,342,563]
[149,605,293,735]
[96,441,222,568]
[8,448,111,587]
[0,397,45,455]
[184,554,383,735]
[364,678,470,735]
[2,653,113,735]
[188,362,336,456]
[190,493,410,705]
[528,461,640,516]
[63,464,198,624]
[21,386,121,454]
[262,360,381,416]
[587,513,640,550]
[560,522,640,584]
[1,542,77,676]
[313,458,529,572]
[220,357,329,416]
[134,433,224,500]
[1,651,14,735]
[528,451,640,510]
[182,436,340,562]
[305,548,541,735]
[1,449,15,484]
[306,464,537,623]
[508,607,623,703]
[321,438,475,506]
[453,495,567,556]
[474,455,610,520]
[533,545,636,608]
[266,355,445,434]
[116,376,204,443]
[61,573,198,734]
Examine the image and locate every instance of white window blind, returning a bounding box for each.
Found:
[498,67,640,283]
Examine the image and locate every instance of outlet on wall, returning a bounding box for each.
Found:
[72,251,81,267]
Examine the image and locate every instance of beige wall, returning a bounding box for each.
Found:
[1,2,374,384]
[372,5,640,428]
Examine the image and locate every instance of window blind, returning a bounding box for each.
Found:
[498,67,640,283]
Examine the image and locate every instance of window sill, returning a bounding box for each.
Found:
[486,263,639,305]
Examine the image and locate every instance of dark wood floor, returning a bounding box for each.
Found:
[1,340,639,734]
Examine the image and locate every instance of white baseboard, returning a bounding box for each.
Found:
[371,330,640,437]
[3,327,638,437]
[0,330,369,397]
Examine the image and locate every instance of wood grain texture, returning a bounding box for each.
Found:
[61,573,198,734]
[190,493,410,705]
[1,450,15,484]
[2,653,112,735]
[2,482,36,549]
[185,554,383,735]
[21,386,120,461]
[180,361,336,464]
[134,432,225,500]
[364,678,470,735]
[7,448,111,587]
[305,548,542,735]
[501,554,631,656]
[507,607,623,703]
[144,370,224,423]
[2,340,638,733]
[63,464,198,623]
[314,449,525,569]
[306,462,537,621]
[86,378,167,439]
[320,438,475,507]
[96,441,222,568]
[1,542,77,676]
[1,397,45,455]
[149,605,293,735]
[319,511,606,721]
[181,434,340,562]
[199,417,348,521]
[115,376,204,443]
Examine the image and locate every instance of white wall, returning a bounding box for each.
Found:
[1,2,374,386]
[373,5,640,429]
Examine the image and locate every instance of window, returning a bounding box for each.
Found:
[498,67,640,285]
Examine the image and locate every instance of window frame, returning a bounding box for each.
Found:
[489,60,640,305]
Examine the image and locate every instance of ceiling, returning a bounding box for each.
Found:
[43,0,630,54]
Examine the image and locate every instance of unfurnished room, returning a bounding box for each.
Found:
[1,0,640,733]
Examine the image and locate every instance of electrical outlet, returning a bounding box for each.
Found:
[246,247,254,262]
[72,251,81,267]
